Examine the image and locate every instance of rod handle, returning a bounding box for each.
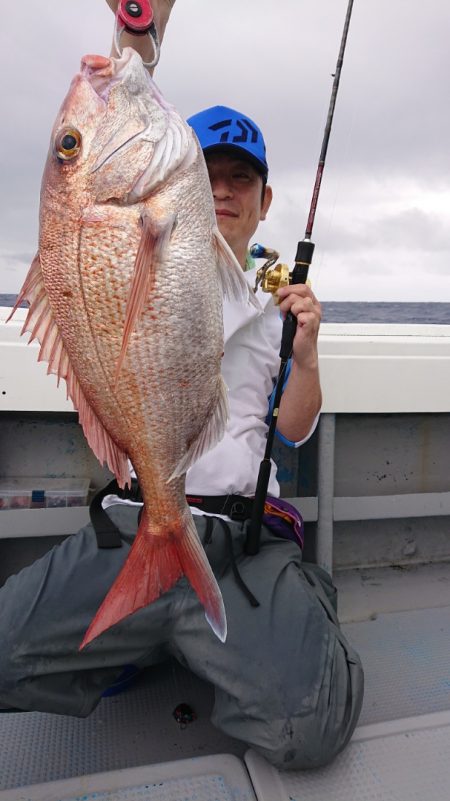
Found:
[245,459,272,555]
[280,239,315,360]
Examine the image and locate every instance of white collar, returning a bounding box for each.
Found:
[223,265,275,342]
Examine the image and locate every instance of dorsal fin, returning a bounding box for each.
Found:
[213,226,260,308]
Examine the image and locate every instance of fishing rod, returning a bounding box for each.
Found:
[245,0,356,555]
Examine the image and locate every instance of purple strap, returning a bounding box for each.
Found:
[262,496,304,549]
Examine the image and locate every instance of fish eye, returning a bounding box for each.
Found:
[55,127,82,161]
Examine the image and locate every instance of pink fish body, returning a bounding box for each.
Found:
[10,49,256,647]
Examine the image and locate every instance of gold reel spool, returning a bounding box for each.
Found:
[257,262,291,297]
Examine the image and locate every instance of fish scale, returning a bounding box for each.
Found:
[9,47,258,648]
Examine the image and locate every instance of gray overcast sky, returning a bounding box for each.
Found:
[1,1,449,300]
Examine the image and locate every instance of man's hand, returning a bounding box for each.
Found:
[275,283,322,443]
[105,0,176,70]
[276,284,321,370]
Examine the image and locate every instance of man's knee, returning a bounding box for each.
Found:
[253,697,363,771]
[258,647,364,771]
[210,624,364,772]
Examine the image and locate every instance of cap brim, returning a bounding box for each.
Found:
[202,143,268,179]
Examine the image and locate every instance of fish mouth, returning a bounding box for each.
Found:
[77,48,193,201]
[80,51,130,102]
[81,48,170,109]
[80,50,149,176]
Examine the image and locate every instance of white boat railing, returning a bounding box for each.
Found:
[2,308,450,573]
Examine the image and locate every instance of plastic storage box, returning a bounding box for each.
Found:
[0,477,90,510]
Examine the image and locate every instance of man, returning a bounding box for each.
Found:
[187,105,322,448]
[0,1,363,771]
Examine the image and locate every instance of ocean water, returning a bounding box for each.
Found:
[320,302,450,325]
[1,294,448,324]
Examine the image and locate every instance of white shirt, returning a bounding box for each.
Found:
[186,266,318,498]
[103,265,319,509]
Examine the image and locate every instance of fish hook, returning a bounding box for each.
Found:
[114,0,161,69]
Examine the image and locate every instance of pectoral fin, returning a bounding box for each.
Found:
[115,212,176,381]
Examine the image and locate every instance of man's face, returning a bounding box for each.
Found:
[205,151,272,261]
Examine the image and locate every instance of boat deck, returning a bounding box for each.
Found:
[1,312,449,797]
[1,561,449,800]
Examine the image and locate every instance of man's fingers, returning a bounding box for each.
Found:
[295,311,320,329]
[276,283,318,304]
[276,286,321,322]
[278,295,321,320]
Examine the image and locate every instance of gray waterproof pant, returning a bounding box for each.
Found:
[0,505,363,770]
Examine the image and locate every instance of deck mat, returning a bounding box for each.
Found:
[1,607,449,792]
[261,713,450,801]
[0,660,245,792]
[342,604,450,724]
[0,754,256,801]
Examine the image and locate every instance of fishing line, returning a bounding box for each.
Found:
[314,105,357,294]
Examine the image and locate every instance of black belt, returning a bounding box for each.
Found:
[186,494,253,521]
[91,480,253,548]
[89,478,125,548]
[89,481,259,607]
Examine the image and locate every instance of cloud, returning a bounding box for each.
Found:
[1,0,449,301]
[0,252,32,293]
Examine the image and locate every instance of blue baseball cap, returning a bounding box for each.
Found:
[187,105,268,180]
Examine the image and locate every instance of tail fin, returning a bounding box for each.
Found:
[80,510,226,649]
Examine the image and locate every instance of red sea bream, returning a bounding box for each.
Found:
[9,48,256,647]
